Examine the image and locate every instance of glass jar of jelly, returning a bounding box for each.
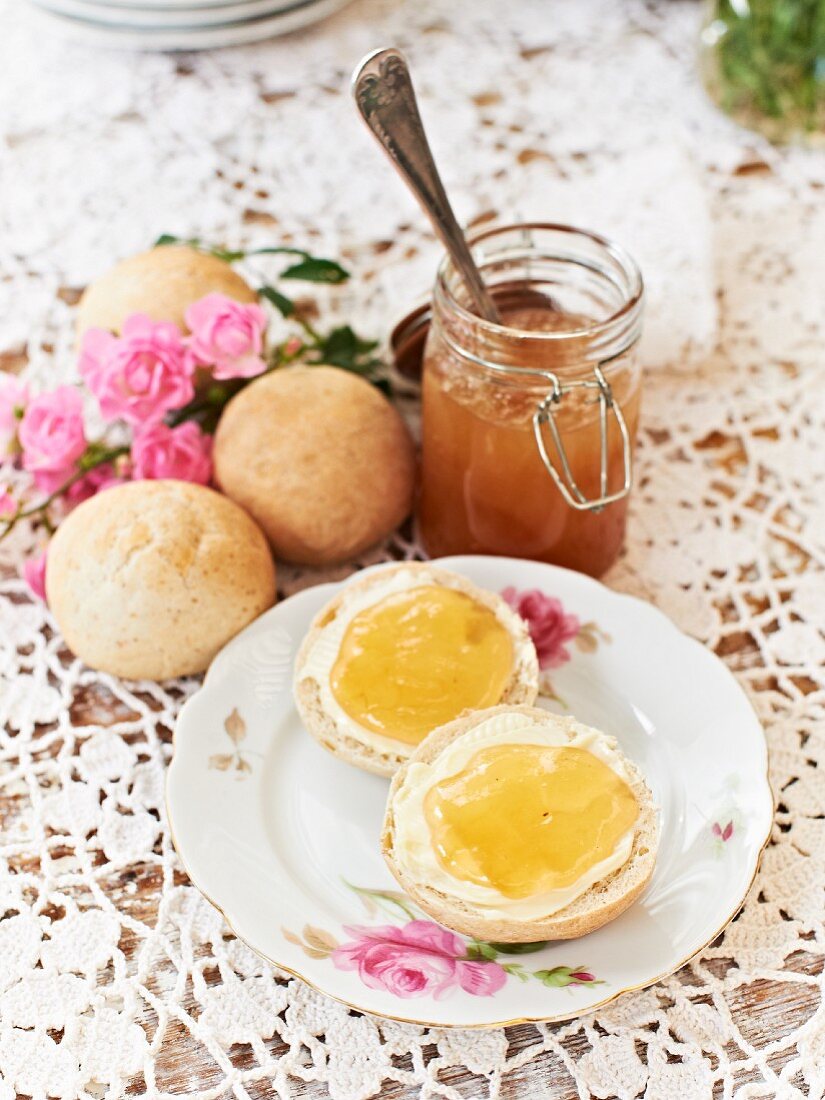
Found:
[418,223,645,577]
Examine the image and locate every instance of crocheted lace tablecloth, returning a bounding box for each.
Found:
[1,0,824,1097]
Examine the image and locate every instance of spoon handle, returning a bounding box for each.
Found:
[352,48,501,324]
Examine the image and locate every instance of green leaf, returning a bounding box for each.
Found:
[487,940,549,955]
[152,238,350,282]
[319,325,356,361]
[248,247,350,281]
[340,880,420,922]
[244,246,309,258]
[205,384,232,406]
[154,233,186,247]
[533,966,574,988]
[209,247,247,263]
[281,257,349,284]
[502,963,529,981]
[259,284,295,317]
[153,233,243,261]
[316,325,380,370]
[465,941,499,962]
[78,442,108,470]
[309,321,385,387]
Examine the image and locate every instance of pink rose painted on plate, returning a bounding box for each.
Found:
[281,885,603,1001]
[501,586,610,694]
[331,921,507,1000]
[502,586,580,668]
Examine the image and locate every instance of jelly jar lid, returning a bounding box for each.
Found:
[390,301,430,383]
[389,284,563,382]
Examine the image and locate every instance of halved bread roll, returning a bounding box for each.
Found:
[382,704,659,942]
[293,563,539,777]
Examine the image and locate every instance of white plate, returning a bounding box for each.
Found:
[33,0,315,26]
[29,0,349,48]
[68,0,298,9]
[167,556,773,1028]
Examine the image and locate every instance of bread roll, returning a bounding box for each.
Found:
[46,480,276,680]
[382,705,659,942]
[294,563,539,776]
[213,366,416,565]
[77,245,258,338]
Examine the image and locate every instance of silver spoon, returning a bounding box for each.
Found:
[352,47,501,325]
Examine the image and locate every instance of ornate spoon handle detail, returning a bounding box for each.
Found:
[352,48,501,324]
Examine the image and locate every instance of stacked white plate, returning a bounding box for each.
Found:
[28,0,352,49]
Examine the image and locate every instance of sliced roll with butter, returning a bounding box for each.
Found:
[293,564,539,777]
[382,705,659,942]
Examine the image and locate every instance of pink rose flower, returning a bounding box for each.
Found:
[79,314,194,425]
[332,920,506,1000]
[131,420,212,485]
[0,490,16,516]
[0,377,29,456]
[502,587,580,669]
[66,462,129,505]
[184,293,267,380]
[18,386,87,493]
[23,549,48,602]
[456,959,511,996]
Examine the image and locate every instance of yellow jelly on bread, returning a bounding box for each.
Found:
[330,586,514,746]
[383,705,659,942]
[293,564,539,777]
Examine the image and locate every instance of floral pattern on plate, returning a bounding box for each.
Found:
[502,585,611,704]
[208,707,255,778]
[282,883,603,1001]
[704,775,747,856]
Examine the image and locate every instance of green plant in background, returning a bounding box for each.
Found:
[701,0,825,143]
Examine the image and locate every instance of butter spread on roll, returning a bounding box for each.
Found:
[382,705,658,941]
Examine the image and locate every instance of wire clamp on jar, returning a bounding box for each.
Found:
[532,365,633,513]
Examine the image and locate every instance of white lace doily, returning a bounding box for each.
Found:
[1,0,824,1097]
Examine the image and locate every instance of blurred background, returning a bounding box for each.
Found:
[2,0,823,394]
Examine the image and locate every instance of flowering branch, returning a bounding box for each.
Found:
[154,235,349,284]
[1,233,384,599]
[157,234,385,390]
[0,443,129,545]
